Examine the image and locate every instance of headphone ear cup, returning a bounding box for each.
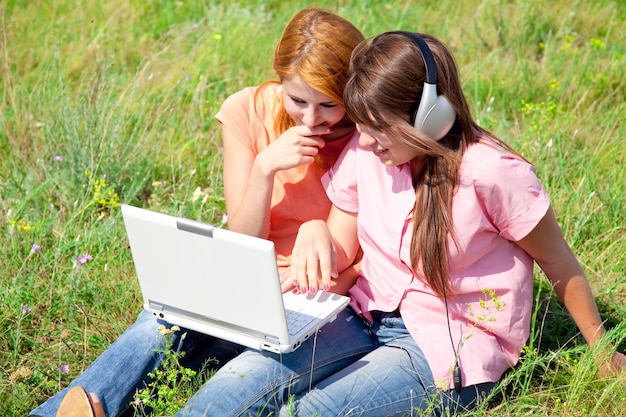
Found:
[413,83,456,141]
[419,95,456,141]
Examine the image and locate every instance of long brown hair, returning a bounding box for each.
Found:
[257,8,364,135]
[344,32,516,298]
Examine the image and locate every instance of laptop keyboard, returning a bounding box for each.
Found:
[284,309,317,335]
[282,291,348,337]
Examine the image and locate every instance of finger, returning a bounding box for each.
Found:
[300,142,322,158]
[301,246,320,294]
[295,124,334,138]
[281,280,295,293]
[297,137,326,156]
[292,249,310,294]
[331,244,338,278]
[307,259,320,294]
[278,267,295,293]
[317,244,335,292]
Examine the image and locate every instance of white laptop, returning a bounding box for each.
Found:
[121,204,350,353]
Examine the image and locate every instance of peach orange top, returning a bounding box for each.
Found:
[216,84,356,267]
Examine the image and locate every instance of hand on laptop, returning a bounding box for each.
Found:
[291,220,338,294]
[279,265,330,294]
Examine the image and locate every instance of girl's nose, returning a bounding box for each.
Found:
[301,106,319,128]
[358,132,375,147]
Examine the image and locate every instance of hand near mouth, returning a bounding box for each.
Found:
[256,125,333,174]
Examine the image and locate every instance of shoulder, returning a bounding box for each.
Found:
[459,139,550,237]
[217,84,281,130]
[219,86,258,112]
[461,140,540,189]
[219,83,280,113]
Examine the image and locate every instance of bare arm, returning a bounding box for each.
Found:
[516,205,626,375]
[222,126,273,238]
[222,124,330,239]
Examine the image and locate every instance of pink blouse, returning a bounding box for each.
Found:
[323,136,550,389]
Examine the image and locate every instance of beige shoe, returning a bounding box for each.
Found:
[56,386,106,417]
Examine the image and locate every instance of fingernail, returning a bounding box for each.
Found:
[293,279,299,287]
[310,286,317,294]
[323,283,330,292]
[301,285,308,294]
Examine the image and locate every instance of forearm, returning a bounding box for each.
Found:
[546,263,626,377]
[520,208,607,347]
[225,160,275,239]
[538,239,605,346]
[549,270,605,346]
[332,235,359,276]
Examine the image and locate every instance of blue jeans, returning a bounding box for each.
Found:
[175,310,495,417]
[30,310,243,417]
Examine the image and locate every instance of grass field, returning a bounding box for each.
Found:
[2,0,625,415]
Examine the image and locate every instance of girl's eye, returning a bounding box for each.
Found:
[320,103,337,108]
[289,96,305,104]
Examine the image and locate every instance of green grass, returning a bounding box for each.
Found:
[2,0,625,415]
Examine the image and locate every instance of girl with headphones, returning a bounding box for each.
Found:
[287,31,626,415]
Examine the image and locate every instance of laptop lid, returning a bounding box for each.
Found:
[121,204,349,353]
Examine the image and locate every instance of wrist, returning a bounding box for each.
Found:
[253,153,278,177]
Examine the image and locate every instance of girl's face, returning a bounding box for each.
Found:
[357,123,420,167]
[282,75,346,129]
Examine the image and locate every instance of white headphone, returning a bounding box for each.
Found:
[397,31,457,141]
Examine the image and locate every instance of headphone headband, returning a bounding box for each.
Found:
[397,31,438,84]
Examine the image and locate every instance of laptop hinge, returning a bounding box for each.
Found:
[149,301,164,311]
[176,218,214,237]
